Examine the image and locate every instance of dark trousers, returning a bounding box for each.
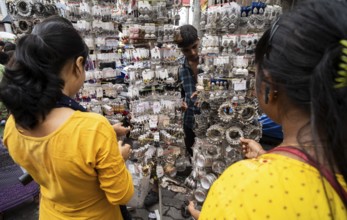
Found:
[120,205,132,220]
[183,125,196,157]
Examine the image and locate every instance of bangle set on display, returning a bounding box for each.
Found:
[206,124,225,144]
[225,126,244,146]
[7,0,59,35]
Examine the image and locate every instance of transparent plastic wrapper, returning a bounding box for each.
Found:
[126,161,151,208]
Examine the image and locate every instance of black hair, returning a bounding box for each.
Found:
[3,42,16,52]
[5,50,14,61]
[0,15,89,129]
[0,41,5,47]
[0,52,9,65]
[255,0,347,208]
[175,24,198,48]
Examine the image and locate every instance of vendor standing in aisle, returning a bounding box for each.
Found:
[175,24,201,158]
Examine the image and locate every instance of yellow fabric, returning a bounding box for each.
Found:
[200,153,347,220]
[4,112,134,220]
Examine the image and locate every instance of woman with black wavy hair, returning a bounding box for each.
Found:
[0,16,134,219]
[192,0,347,219]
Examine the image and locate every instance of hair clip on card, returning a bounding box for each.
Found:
[334,40,347,88]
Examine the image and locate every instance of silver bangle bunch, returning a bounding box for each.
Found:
[206,124,225,144]
[218,102,236,122]
[225,126,244,145]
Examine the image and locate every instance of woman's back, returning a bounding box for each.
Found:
[4,111,134,219]
[200,153,347,219]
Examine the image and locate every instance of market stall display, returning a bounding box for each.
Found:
[3,0,284,218]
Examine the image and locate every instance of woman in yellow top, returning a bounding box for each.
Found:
[188,0,347,219]
[0,16,134,219]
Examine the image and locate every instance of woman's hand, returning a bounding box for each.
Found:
[118,140,132,161]
[240,137,266,159]
[187,201,200,220]
[113,123,131,137]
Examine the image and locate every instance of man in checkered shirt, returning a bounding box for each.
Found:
[175,25,201,157]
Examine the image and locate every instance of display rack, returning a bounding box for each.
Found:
[4,0,284,218]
